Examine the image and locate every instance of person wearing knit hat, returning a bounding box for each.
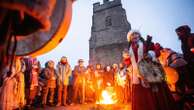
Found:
[175,25,194,89]
[176,25,191,39]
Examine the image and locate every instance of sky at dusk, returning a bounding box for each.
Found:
[38,0,194,67]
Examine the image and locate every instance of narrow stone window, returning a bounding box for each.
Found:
[105,16,112,26]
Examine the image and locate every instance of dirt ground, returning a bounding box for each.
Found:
[35,104,131,110]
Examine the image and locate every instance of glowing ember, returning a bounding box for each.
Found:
[96,87,118,104]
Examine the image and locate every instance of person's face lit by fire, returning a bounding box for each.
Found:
[87,65,93,72]
[78,59,84,67]
[106,66,111,72]
[86,67,91,73]
[48,61,54,69]
[122,52,129,59]
[112,64,118,71]
[96,64,101,70]
[32,60,39,68]
[61,57,67,64]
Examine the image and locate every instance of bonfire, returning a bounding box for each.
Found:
[96,83,118,104]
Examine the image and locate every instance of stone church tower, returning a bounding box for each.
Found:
[89,0,131,66]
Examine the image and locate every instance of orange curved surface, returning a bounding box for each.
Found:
[28,0,74,57]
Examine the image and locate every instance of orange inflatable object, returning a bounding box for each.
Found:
[29,0,74,57]
[2,0,74,57]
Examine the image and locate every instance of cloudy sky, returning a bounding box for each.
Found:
[38,0,194,67]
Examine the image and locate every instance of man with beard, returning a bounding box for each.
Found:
[56,56,72,106]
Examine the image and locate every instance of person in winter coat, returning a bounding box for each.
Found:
[72,59,86,104]
[56,56,72,106]
[42,60,57,107]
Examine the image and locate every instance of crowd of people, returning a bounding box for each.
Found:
[0,56,131,109]
[0,25,193,110]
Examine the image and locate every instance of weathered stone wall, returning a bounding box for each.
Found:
[89,0,131,67]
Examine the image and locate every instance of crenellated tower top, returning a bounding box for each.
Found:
[93,0,121,13]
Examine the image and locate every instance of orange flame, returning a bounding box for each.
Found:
[96,86,118,104]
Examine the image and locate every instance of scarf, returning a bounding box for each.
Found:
[129,41,144,84]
